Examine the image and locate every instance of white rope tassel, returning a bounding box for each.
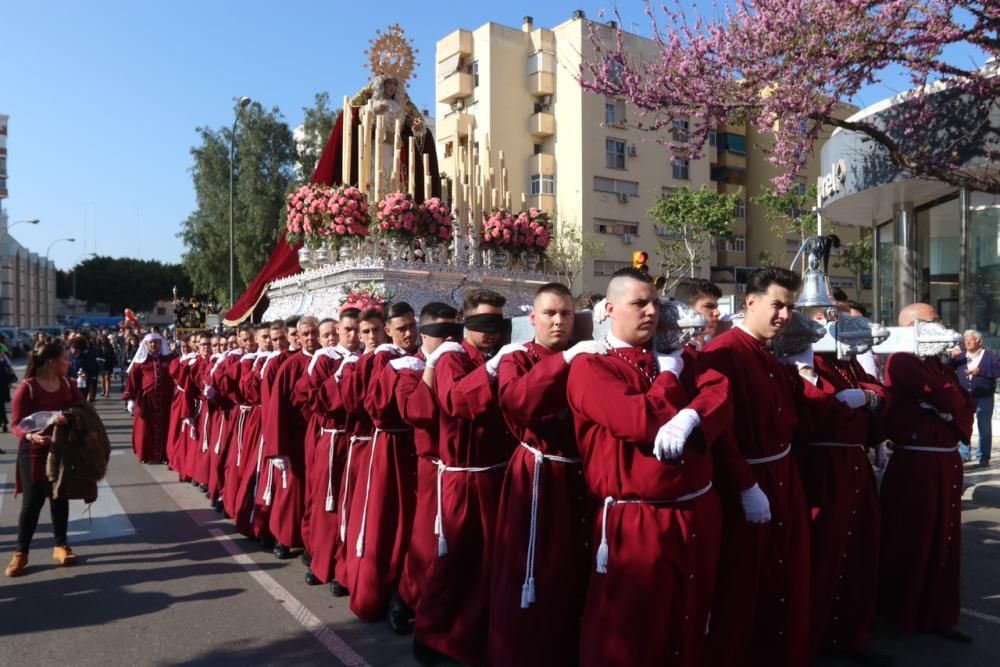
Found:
[213,415,227,455]
[355,429,382,558]
[521,448,543,608]
[435,460,448,557]
[596,496,614,574]
[262,460,275,506]
[201,410,210,452]
[236,406,252,467]
[324,429,344,512]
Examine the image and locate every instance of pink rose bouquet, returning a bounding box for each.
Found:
[339,281,393,314]
[375,192,420,240]
[416,197,455,242]
[482,207,552,255]
[325,185,371,246]
[285,183,370,249]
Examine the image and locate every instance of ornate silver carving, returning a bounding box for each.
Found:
[772,312,828,358]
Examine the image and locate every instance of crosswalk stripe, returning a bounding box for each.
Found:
[66,479,137,543]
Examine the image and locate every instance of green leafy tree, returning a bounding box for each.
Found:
[56,256,193,314]
[752,183,831,269]
[545,217,606,294]
[834,234,873,300]
[179,100,296,304]
[296,92,337,184]
[650,185,740,290]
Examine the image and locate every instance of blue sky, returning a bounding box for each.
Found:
[1,1,987,270]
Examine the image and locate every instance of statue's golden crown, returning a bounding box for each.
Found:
[365,23,419,82]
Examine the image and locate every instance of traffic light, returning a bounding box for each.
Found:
[652,275,667,291]
[632,251,649,274]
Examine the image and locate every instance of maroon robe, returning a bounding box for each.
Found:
[489,343,589,667]
[123,354,176,463]
[878,353,975,633]
[393,353,439,611]
[264,350,313,549]
[233,354,270,539]
[165,355,191,476]
[347,352,419,621]
[208,352,241,502]
[413,341,517,666]
[252,351,292,540]
[177,355,208,482]
[700,327,813,667]
[797,354,885,654]
[222,352,259,519]
[190,354,224,487]
[567,343,727,667]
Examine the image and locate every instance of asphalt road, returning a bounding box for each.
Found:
[1,380,998,666]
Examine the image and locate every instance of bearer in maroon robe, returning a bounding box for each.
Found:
[879,303,975,642]
[567,270,727,667]
[220,325,261,519]
[178,334,211,483]
[392,302,460,626]
[300,310,363,587]
[412,289,521,666]
[123,333,176,464]
[700,267,813,667]
[166,344,196,478]
[489,283,599,667]
[265,315,320,558]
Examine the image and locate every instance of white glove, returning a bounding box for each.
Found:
[739,483,771,524]
[426,341,466,369]
[126,400,135,416]
[777,346,815,372]
[834,389,867,409]
[334,355,359,382]
[373,343,405,356]
[656,348,685,379]
[562,340,608,365]
[390,356,426,373]
[485,343,527,377]
[875,441,889,471]
[271,457,288,471]
[918,401,954,422]
[203,384,218,400]
[653,408,700,461]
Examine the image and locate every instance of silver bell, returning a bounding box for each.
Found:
[794,236,837,309]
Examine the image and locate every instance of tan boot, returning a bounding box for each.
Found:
[5,552,28,577]
[52,545,77,565]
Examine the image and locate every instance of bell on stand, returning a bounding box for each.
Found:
[794,235,839,316]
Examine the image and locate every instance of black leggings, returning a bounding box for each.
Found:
[16,442,69,554]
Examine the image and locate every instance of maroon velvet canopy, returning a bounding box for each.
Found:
[223,107,442,326]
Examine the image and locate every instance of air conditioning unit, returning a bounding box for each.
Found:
[541,95,552,106]
[620,233,634,244]
[628,144,638,157]
[617,192,629,203]
[453,99,465,111]
[653,223,668,236]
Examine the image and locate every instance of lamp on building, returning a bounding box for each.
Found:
[10,218,40,228]
[229,95,252,310]
[72,252,97,301]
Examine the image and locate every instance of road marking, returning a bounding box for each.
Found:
[208,528,371,667]
[961,607,1000,625]
[151,467,371,667]
[67,479,137,543]
[962,480,1000,502]
[0,473,7,517]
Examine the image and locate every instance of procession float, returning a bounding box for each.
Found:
[223,25,553,326]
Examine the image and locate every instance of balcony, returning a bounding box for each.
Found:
[528,152,556,176]
[530,193,556,211]
[529,112,555,138]
[436,30,473,63]
[528,72,555,97]
[436,112,474,143]
[438,72,474,104]
[715,150,746,170]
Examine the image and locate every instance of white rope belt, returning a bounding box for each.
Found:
[899,443,961,453]
[339,435,373,542]
[808,441,864,449]
[434,458,510,557]
[518,442,580,608]
[213,415,227,455]
[265,458,289,502]
[176,386,186,393]
[235,405,253,467]
[355,428,413,557]
[746,443,792,465]
[596,482,714,574]
[200,410,210,452]
[262,455,276,507]
[320,428,346,512]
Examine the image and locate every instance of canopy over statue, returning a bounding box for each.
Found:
[224,24,441,326]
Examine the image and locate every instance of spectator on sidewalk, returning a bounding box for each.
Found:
[950,329,1000,466]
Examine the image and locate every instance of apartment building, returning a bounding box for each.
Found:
[434,12,870,301]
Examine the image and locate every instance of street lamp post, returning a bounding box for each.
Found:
[229,96,252,309]
[45,237,76,327]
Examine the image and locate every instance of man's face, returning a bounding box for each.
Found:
[692,295,721,337]
[360,318,386,349]
[227,335,239,351]
[238,329,252,351]
[298,323,320,353]
[965,335,982,353]
[146,339,162,355]
[180,339,192,355]
[465,304,503,352]
[607,280,659,347]
[744,284,796,340]
[421,317,459,356]
[287,327,300,350]
[338,317,361,352]
[531,292,574,350]
[197,336,211,357]
[319,321,338,349]
[256,329,272,352]
[270,327,289,352]
[210,337,223,354]
[387,314,419,354]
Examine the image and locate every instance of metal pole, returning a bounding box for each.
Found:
[229,114,237,309]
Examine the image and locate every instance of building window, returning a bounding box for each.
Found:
[606,138,627,170]
[530,174,556,196]
[594,259,632,276]
[444,141,454,158]
[786,238,802,253]
[709,130,717,147]
[718,132,746,155]
[594,218,639,236]
[734,198,746,219]
[528,51,555,75]
[795,180,807,196]
[593,176,640,196]
[533,143,543,155]
[605,98,625,126]
[830,277,854,289]
[468,60,479,86]
[732,234,746,252]
[672,118,689,143]
[671,157,690,180]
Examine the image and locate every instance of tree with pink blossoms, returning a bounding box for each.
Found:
[580,1,1000,193]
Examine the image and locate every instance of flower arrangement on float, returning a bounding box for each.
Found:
[339,281,394,314]
[481,207,551,270]
[415,197,454,263]
[285,184,370,267]
[374,191,420,260]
